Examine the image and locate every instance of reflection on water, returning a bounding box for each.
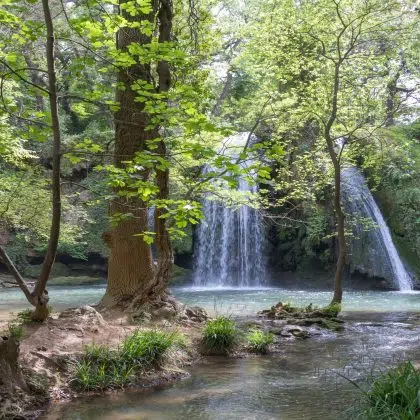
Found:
[1,284,419,318]
[43,313,420,420]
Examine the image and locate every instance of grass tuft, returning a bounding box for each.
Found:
[16,309,35,324]
[202,316,238,353]
[356,361,420,419]
[247,329,274,354]
[73,330,184,391]
[7,322,24,340]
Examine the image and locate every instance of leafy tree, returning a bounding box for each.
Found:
[235,0,418,302]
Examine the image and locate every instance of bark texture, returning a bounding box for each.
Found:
[0,336,28,392]
[147,0,174,299]
[326,62,347,305]
[104,0,173,305]
[0,0,61,321]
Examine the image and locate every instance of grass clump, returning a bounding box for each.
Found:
[7,322,24,340]
[247,330,274,354]
[202,316,238,353]
[16,309,35,324]
[73,330,184,391]
[357,361,420,419]
[321,302,342,317]
[121,330,182,368]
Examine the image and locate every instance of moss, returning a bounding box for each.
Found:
[24,262,72,279]
[171,265,192,286]
[320,318,344,331]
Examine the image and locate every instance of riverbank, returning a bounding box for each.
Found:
[0,299,208,419]
[42,311,420,420]
[1,289,419,419]
[0,299,351,419]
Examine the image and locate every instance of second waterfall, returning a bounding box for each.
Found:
[193,133,266,287]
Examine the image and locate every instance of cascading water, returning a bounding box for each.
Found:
[193,133,266,287]
[342,166,413,291]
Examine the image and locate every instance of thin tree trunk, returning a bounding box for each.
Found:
[212,71,233,116]
[0,0,62,321]
[148,0,174,298]
[32,0,62,321]
[330,161,346,304]
[325,62,346,305]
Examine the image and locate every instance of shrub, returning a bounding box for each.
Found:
[247,330,274,354]
[202,317,238,353]
[356,361,420,419]
[72,330,183,391]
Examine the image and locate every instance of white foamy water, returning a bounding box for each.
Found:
[193,133,266,287]
[342,167,413,291]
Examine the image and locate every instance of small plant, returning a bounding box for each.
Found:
[8,322,24,340]
[322,302,342,317]
[202,316,238,353]
[121,330,179,368]
[247,329,274,354]
[355,361,420,419]
[16,309,35,324]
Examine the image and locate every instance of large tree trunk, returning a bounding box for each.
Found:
[103,1,158,306]
[104,0,175,307]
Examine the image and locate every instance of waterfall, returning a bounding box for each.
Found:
[342,166,413,291]
[193,133,266,287]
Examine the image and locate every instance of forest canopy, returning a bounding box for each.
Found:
[0,0,419,315]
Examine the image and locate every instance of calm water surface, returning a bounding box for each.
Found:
[1,284,419,317]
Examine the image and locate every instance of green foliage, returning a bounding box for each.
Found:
[202,317,238,353]
[16,309,34,325]
[246,330,274,354]
[7,322,24,341]
[73,330,184,391]
[321,303,342,317]
[120,330,180,368]
[356,362,420,419]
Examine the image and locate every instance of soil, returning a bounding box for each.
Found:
[0,297,347,420]
[0,299,208,420]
